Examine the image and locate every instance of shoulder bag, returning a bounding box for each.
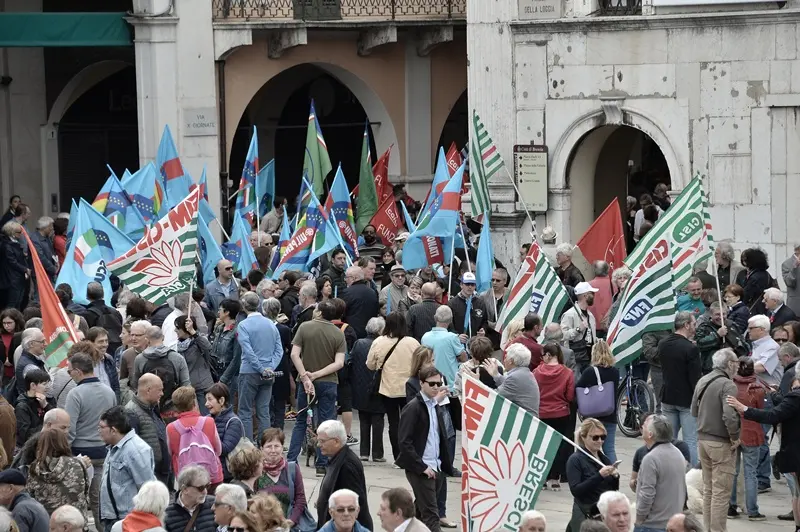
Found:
[286,461,317,532]
[576,366,615,418]
[370,340,400,397]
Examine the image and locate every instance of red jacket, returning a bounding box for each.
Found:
[507,334,544,371]
[733,374,768,447]
[534,363,575,419]
[166,411,223,483]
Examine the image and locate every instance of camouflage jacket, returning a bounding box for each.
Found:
[27,456,90,518]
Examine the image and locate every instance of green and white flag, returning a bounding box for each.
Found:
[470,111,500,218]
[108,187,200,306]
[461,375,563,532]
[497,242,570,344]
[608,237,676,366]
[625,176,712,290]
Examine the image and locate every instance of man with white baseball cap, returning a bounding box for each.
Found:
[448,272,488,342]
[560,281,599,374]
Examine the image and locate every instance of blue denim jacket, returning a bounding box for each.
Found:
[204,279,239,313]
[100,431,156,520]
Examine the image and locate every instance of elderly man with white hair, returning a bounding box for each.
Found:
[762,286,797,329]
[555,243,584,288]
[29,216,57,285]
[598,492,632,532]
[481,343,540,417]
[164,466,216,532]
[748,314,784,386]
[319,489,369,532]
[15,328,47,397]
[49,505,85,532]
[518,510,547,532]
[292,281,318,332]
[341,264,379,339]
[211,484,247,532]
[315,420,372,531]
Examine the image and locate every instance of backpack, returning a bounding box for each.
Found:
[175,417,221,480]
[86,305,122,345]
[142,355,178,412]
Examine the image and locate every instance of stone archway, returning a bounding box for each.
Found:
[548,102,687,242]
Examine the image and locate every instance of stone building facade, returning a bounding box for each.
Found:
[468,0,800,284]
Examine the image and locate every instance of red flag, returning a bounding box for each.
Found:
[372,145,394,204]
[23,228,78,368]
[576,199,627,270]
[369,195,402,246]
[445,142,462,177]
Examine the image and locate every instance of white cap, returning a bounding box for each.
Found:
[394,232,410,242]
[574,281,599,296]
[461,272,477,284]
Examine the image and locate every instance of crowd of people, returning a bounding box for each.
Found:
[0,188,797,532]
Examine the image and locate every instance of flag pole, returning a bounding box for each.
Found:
[458,221,472,273]
[447,235,456,302]
[501,165,541,245]
[710,247,725,313]
[214,218,232,241]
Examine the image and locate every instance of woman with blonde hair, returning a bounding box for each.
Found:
[501,319,525,351]
[574,340,620,462]
[228,445,263,498]
[404,346,434,399]
[566,418,619,532]
[249,494,291,532]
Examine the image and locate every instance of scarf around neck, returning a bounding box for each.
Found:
[263,456,287,478]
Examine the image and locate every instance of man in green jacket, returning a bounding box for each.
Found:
[694,302,748,374]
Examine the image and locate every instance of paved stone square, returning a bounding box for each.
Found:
[292,414,793,531]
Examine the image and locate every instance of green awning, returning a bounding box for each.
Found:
[0,12,132,47]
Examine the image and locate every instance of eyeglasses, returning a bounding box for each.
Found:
[334,507,358,514]
[590,434,607,441]
[229,527,248,532]
[776,338,788,343]
[224,267,233,271]
[491,278,503,283]
[425,381,443,387]
[191,484,210,492]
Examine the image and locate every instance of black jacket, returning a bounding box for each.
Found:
[322,265,347,293]
[745,390,800,474]
[407,299,440,342]
[448,293,488,337]
[341,281,379,338]
[150,303,173,328]
[164,495,216,532]
[566,450,619,509]
[558,263,585,289]
[15,395,55,448]
[351,337,385,413]
[396,392,455,476]
[779,360,798,396]
[0,235,28,289]
[15,351,46,397]
[770,305,797,330]
[659,334,702,407]
[728,302,749,335]
[279,286,300,317]
[317,446,372,531]
[736,269,773,315]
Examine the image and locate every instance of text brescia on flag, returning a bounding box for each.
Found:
[607,238,676,367]
[496,242,570,342]
[461,375,563,532]
[108,187,201,306]
[624,176,712,290]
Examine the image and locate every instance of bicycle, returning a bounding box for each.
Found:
[616,362,656,437]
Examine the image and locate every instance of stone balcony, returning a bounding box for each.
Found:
[212,0,466,24]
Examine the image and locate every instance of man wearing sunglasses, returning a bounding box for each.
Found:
[396,366,455,532]
[203,260,239,314]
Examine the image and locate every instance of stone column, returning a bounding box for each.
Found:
[403,39,432,197]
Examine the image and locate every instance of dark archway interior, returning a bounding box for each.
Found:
[230,64,377,214]
[436,89,468,164]
[58,65,138,211]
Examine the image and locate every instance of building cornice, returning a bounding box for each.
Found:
[506,7,800,33]
[213,19,466,31]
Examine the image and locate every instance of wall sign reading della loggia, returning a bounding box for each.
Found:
[518,0,562,19]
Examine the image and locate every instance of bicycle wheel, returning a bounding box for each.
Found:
[616,379,656,437]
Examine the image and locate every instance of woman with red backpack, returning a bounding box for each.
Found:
[166,386,223,492]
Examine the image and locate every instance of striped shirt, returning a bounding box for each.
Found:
[407,299,441,342]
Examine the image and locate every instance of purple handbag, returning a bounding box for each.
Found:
[576,366,615,418]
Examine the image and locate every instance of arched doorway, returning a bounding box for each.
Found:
[229,63,394,211]
[436,89,468,161]
[54,64,138,210]
[566,125,670,241]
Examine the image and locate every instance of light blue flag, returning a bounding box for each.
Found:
[121,162,166,221]
[197,212,225,285]
[66,199,79,250]
[269,210,292,273]
[416,147,451,224]
[196,166,217,222]
[307,216,345,265]
[400,201,416,232]
[475,216,494,293]
[157,125,193,210]
[56,199,135,305]
[222,211,259,278]
[103,175,148,241]
[256,159,276,219]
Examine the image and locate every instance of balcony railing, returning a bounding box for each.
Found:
[212,0,467,22]
[598,0,642,15]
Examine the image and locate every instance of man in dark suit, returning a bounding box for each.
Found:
[396,366,455,532]
[340,265,379,338]
[763,287,797,330]
[315,420,372,531]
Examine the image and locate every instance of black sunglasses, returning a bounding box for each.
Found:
[590,434,607,441]
[223,267,233,271]
[425,381,443,387]
[230,528,247,532]
[192,484,210,492]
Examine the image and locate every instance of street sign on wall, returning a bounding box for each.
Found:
[518,0,562,19]
[514,145,548,212]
